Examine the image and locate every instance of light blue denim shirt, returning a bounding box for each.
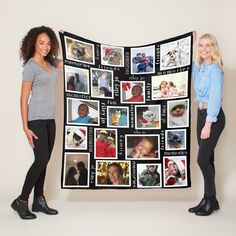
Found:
[192,61,223,122]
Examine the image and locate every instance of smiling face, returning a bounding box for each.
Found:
[34,33,51,58]
[107,165,120,184]
[132,85,143,97]
[78,104,89,118]
[136,138,154,155]
[198,37,213,64]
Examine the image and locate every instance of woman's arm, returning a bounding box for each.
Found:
[20,81,38,148]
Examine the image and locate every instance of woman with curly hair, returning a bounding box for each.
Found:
[11,26,63,220]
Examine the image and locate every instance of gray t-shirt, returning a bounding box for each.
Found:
[22,58,58,121]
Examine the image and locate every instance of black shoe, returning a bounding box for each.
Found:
[188,198,206,213]
[11,198,36,220]
[32,196,58,215]
[195,199,220,216]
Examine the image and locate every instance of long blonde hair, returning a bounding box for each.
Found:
[195,34,223,68]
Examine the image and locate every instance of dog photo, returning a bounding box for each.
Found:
[67,98,99,126]
[165,129,186,150]
[131,45,155,74]
[167,99,189,128]
[94,128,117,159]
[91,68,114,99]
[152,71,188,100]
[65,125,87,150]
[101,45,124,67]
[63,152,90,188]
[65,36,95,64]
[96,160,131,187]
[107,106,129,128]
[135,105,161,129]
[120,81,145,104]
[160,36,191,70]
[163,156,187,187]
[65,65,89,94]
[137,163,162,188]
[126,134,160,160]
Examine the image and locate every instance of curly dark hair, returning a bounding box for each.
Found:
[20,26,59,66]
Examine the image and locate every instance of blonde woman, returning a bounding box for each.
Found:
[189,32,225,216]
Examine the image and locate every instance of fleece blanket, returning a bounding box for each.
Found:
[59,31,192,189]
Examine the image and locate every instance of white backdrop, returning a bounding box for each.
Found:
[0,0,235,204]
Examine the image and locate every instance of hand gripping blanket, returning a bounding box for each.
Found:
[60,31,193,189]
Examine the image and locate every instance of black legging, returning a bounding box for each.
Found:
[197,108,225,198]
[20,119,56,200]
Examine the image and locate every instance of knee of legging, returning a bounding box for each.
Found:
[33,158,49,169]
[197,156,207,169]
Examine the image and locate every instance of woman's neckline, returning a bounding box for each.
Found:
[30,58,53,73]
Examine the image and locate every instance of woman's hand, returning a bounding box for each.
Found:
[192,31,197,43]
[201,122,212,139]
[24,128,38,148]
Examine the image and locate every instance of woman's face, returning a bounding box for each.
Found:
[108,166,120,184]
[34,33,51,58]
[198,37,213,63]
[169,163,179,175]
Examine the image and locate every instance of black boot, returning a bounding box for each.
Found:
[32,196,58,215]
[188,198,207,213]
[195,199,220,216]
[11,197,36,220]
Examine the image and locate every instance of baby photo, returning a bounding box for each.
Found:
[63,152,90,188]
[94,128,117,159]
[160,36,191,70]
[121,81,145,104]
[65,65,89,94]
[137,163,162,188]
[107,106,129,128]
[67,98,99,126]
[91,68,114,99]
[65,36,95,64]
[101,45,124,67]
[126,134,160,160]
[65,126,87,150]
[96,161,131,187]
[167,99,189,128]
[163,156,187,187]
[131,45,155,74]
[135,105,161,129]
[152,71,188,100]
[165,129,186,150]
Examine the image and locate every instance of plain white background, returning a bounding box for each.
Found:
[0,0,235,235]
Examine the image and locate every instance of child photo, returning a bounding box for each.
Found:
[137,163,162,188]
[165,129,186,150]
[126,134,160,160]
[163,156,187,187]
[135,105,161,129]
[65,65,89,94]
[152,71,188,100]
[121,81,145,103]
[160,36,191,70]
[94,128,117,159]
[91,68,113,99]
[167,99,189,128]
[67,98,99,126]
[101,45,124,67]
[63,152,90,188]
[65,36,95,64]
[65,126,87,150]
[131,45,155,74]
[96,161,131,187]
[107,106,129,128]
